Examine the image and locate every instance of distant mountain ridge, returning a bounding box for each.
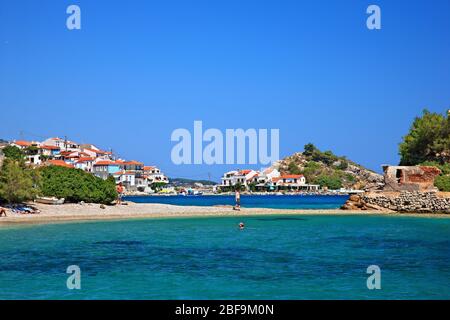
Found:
[272,143,383,190]
[170,178,217,186]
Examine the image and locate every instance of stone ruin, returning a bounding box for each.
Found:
[382,165,441,192]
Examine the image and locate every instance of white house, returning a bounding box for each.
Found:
[144,166,169,184]
[74,157,95,172]
[41,137,80,152]
[221,169,258,188]
[113,170,136,189]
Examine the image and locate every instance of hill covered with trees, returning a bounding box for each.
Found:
[275,143,383,190]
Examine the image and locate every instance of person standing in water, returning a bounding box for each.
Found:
[116,182,124,205]
[234,189,241,210]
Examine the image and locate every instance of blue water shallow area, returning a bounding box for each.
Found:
[0,215,449,299]
[123,194,349,209]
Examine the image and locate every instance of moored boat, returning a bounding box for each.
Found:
[35,196,65,205]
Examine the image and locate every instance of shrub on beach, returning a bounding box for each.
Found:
[39,166,117,204]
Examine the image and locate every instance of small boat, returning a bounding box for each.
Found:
[35,196,65,205]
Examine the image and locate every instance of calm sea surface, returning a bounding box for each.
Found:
[0,214,449,299]
[123,194,349,209]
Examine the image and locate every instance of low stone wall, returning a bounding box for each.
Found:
[362,191,450,213]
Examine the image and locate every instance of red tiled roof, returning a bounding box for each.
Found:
[76,157,94,163]
[47,160,74,168]
[281,174,304,179]
[40,145,60,150]
[14,140,32,147]
[122,160,143,166]
[94,160,122,166]
[94,160,115,166]
[84,148,111,155]
[113,170,135,176]
[144,166,156,171]
[239,169,252,175]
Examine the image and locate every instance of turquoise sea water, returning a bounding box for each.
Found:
[124,194,349,209]
[0,215,449,299]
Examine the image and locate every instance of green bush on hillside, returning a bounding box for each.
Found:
[434,175,450,192]
[39,166,117,204]
[288,161,302,175]
[313,174,343,190]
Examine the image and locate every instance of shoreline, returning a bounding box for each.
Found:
[0,202,449,227]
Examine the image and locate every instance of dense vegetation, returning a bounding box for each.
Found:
[39,166,117,204]
[0,146,117,204]
[0,158,40,203]
[2,145,25,161]
[283,144,358,190]
[399,110,450,191]
[399,109,450,165]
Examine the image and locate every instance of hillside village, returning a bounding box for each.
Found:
[0,138,385,195]
[6,137,169,193]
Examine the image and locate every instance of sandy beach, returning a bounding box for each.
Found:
[0,201,449,226]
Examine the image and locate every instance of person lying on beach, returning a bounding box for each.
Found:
[0,207,6,217]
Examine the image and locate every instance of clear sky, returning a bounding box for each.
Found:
[1,0,449,181]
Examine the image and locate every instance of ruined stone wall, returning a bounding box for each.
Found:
[383,166,441,192]
[362,191,450,213]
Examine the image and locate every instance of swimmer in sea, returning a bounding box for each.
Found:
[239,222,245,230]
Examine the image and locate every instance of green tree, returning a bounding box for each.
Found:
[288,161,302,175]
[151,182,167,192]
[313,174,342,190]
[39,166,117,204]
[2,145,25,162]
[303,143,317,157]
[399,109,449,165]
[248,182,257,192]
[0,159,38,203]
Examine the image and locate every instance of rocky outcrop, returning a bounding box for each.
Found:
[342,191,450,214]
[341,194,390,212]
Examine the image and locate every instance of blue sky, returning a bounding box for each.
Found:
[1,0,449,181]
